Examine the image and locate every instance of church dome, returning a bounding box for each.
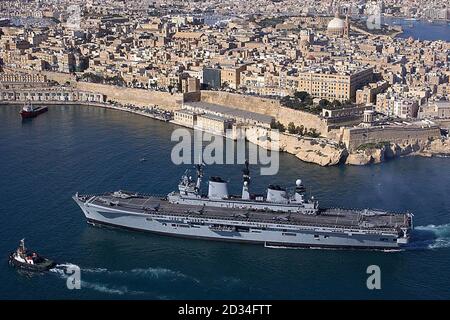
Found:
[327,16,345,31]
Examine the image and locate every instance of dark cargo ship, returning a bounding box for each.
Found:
[20,103,48,119]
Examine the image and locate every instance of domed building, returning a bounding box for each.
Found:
[327,13,349,38]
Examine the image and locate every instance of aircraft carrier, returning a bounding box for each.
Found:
[73,163,413,250]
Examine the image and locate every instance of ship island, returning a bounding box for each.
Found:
[73,162,413,250]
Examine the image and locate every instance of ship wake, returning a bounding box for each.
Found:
[49,263,144,296]
[409,223,450,250]
[48,263,199,296]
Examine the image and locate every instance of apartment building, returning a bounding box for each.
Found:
[298,66,373,102]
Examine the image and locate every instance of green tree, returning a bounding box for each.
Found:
[332,99,342,107]
[319,99,330,108]
[287,122,296,134]
[293,91,309,102]
[304,95,313,105]
[306,128,320,138]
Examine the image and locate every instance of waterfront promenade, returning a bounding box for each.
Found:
[0,100,173,122]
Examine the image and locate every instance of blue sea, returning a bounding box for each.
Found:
[1,105,450,299]
[384,17,450,41]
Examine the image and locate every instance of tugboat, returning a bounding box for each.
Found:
[20,102,48,119]
[8,239,56,272]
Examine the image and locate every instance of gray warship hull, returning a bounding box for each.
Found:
[73,193,412,250]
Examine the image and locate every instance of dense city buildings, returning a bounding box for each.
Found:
[1,0,449,165]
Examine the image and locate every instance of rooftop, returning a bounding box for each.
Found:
[184,101,274,124]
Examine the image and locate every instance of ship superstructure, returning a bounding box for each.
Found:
[73,163,413,250]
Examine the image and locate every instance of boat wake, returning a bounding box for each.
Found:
[409,223,450,250]
[48,263,199,296]
[81,266,199,282]
[49,263,144,295]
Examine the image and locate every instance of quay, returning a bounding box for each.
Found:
[0,87,173,122]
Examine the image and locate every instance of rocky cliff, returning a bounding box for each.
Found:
[245,127,450,167]
[419,138,450,157]
[244,127,347,166]
[345,138,450,165]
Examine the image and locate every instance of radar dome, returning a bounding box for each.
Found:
[296,179,302,186]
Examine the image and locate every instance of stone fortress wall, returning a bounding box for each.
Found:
[75,82,184,110]
[341,125,441,151]
[197,91,329,135]
[5,69,184,110]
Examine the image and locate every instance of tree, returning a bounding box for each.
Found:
[304,95,313,105]
[280,96,291,105]
[293,91,309,102]
[332,99,342,107]
[319,99,331,108]
[270,119,277,130]
[270,120,286,132]
[287,122,296,134]
[306,128,320,138]
[343,99,353,107]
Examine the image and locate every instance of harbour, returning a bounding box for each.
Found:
[1,104,450,299]
[384,17,450,41]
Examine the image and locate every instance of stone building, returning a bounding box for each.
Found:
[0,88,105,103]
[418,101,450,119]
[195,113,234,135]
[297,66,373,102]
[394,98,419,119]
[173,109,197,127]
[0,72,48,89]
[181,77,200,93]
[356,81,389,105]
[220,64,247,90]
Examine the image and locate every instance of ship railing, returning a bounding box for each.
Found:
[77,192,168,199]
[322,207,408,216]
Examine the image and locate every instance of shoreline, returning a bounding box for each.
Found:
[0,100,172,122]
[2,101,449,167]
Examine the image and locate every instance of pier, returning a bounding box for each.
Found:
[0,87,174,122]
